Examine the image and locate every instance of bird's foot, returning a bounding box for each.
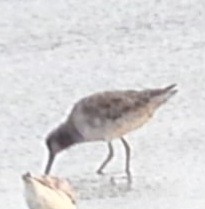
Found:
[126,171,132,184]
[96,169,105,175]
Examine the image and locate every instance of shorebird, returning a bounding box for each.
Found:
[22,172,76,209]
[44,84,177,179]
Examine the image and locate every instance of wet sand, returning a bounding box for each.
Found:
[0,0,205,208]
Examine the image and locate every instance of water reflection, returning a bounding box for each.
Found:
[69,174,133,200]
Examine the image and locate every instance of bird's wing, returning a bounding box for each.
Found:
[69,85,177,139]
[78,90,150,121]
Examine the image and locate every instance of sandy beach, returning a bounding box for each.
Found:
[0,0,204,208]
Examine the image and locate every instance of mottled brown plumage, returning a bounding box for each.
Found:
[44,84,177,178]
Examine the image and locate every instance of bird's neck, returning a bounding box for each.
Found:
[60,120,84,144]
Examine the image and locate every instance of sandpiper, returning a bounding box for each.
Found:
[44,84,177,179]
[22,172,76,209]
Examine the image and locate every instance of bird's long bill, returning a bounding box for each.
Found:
[44,153,55,175]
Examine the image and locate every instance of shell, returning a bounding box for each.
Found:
[22,172,76,209]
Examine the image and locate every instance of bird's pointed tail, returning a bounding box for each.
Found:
[161,83,178,101]
[149,83,178,105]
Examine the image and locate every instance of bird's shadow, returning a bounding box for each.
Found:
[68,173,133,200]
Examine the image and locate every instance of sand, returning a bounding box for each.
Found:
[0,0,204,208]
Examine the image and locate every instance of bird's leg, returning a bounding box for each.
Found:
[121,137,132,182]
[96,141,114,175]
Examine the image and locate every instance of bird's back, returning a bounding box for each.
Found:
[68,84,177,140]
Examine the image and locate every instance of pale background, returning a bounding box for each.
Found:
[0,0,205,208]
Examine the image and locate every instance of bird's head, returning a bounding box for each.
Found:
[44,125,74,174]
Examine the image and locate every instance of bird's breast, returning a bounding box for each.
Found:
[72,107,152,140]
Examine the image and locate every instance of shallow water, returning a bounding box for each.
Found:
[0,0,205,208]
